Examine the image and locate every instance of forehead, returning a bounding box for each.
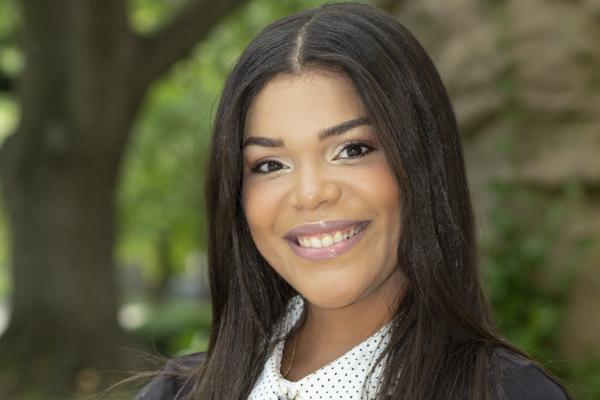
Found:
[243,69,365,139]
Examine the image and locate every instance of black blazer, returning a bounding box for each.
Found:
[134,349,569,399]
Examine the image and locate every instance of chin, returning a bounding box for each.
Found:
[299,284,364,310]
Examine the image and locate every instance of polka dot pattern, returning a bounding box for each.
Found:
[248,295,391,400]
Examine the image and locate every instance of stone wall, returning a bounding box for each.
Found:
[388,0,600,360]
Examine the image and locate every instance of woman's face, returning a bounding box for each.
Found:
[242,69,403,309]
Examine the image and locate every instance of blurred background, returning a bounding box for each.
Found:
[0,0,598,398]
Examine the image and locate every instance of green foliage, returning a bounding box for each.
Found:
[128,0,185,35]
[0,0,22,80]
[0,95,18,140]
[562,358,600,399]
[117,65,209,277]
[131,300,212,355]
[482,181,572,360]
[481,180,599,398]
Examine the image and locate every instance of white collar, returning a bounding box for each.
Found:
[249,295,392,400]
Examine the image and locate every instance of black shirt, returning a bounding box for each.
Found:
[134,349,569,399]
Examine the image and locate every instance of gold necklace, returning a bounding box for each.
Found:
[278,332,300,399]
[282,332,298,378]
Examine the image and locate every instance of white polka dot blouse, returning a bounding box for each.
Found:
[248,295,392,400]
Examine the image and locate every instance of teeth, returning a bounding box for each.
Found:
[322,235,333,247]
[334,231,343,243]
[310,237,322,248]
[296,223,364,249]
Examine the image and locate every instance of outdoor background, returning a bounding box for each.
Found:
[0,0,598,399]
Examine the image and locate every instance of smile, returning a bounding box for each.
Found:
[294,222,367,248]
[286,221,370,261]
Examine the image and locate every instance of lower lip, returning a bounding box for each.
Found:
[286,222,370,261]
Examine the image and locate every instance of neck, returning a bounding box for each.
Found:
[300,269,404,354]
[280,270,405,382]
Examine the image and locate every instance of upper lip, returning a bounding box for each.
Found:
[284,220,369,238]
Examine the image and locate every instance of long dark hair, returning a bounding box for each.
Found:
[194,2,550,399]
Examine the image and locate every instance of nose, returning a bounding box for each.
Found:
[290,163,342,210]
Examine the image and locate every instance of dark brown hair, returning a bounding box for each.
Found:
[190,2,567,399]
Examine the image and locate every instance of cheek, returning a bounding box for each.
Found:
[351,161,401,216]
[361,162,402,248]
[371,164,401,215]
[242,182,294,278]
[242,181,283,243]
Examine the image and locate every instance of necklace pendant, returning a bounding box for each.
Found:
[277,382,300,399]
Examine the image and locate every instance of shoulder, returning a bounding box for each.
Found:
[495,348,570,400]
[134,352,206,400]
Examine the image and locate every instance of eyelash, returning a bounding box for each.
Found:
[249,141,376,175]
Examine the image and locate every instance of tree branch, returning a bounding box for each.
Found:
[137,0,249,87]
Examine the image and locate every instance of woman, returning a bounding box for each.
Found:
[135,2,571,399]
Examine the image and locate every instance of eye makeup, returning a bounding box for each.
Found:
[248,139,378,175]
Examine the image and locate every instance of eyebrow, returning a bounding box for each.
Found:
[242,116,370,149]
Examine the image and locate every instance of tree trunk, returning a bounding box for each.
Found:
[0,0,247,396]
[0,1,142,396]
[0,134,137,394]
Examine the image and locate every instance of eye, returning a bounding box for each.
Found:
[250,159,287,175]
[335,141,376,160]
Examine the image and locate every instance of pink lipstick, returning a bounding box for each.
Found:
[284,220,370,261]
